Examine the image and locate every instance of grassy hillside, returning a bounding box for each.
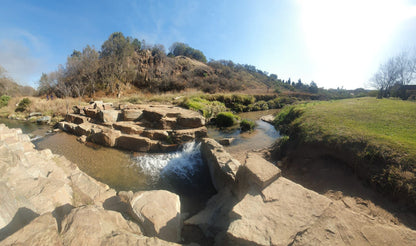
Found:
[274,98,416,209]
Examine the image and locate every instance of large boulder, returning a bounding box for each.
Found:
[65,114,89,125]
[185,188,237,237]
[260,114,274,124]
[69,172,116,207]
[58,122,77,134]
[97,110,121,123]
[90,128,121,147]
[74,122,94,136]
[173,127,207,143]
[60,205,142,246]
[36,116,51,125]
[200,138,241,192]
[116,135,155,152]
[83,107,99,119]
[141,108,165,122]
[118,190,182,242]
[141,130,169,141]
[177,114,205,128]
[122,109,143,121]
[237,152,281,192]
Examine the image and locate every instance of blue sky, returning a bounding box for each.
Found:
[1,0,416,89]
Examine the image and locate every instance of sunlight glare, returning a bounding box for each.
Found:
[297,0,416,88]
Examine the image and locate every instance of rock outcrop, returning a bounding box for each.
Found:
[60,102,207,152]
[187,139,416,246]
[0,124,180,245]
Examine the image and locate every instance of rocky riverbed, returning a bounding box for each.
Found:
[1,118,416,245]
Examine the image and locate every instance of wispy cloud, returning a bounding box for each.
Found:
[128,0,198,48]
[0,29,51,87]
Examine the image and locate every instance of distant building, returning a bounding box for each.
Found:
[391,84,416,99]
[404,85,416,99]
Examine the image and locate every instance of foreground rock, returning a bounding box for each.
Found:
[200,138,241,192]
[0,125,180,245]
[188,139,416,245]
[118,190,182,243]
[61,102,207,152]
[0,206,179,246]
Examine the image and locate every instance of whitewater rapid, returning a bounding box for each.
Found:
[131,141,204,184]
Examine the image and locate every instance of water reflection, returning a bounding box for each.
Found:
[207,109,280,154]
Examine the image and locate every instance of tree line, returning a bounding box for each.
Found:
[371,51,416,99]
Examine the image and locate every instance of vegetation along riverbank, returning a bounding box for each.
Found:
[273,97,416,210]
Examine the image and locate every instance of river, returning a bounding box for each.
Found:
[0,109,280,214]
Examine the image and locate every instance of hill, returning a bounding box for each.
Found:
[0,66,35,96]
[38,32,324,98]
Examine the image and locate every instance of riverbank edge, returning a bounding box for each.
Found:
[272,107,416,212]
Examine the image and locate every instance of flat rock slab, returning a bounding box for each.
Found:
[122,109,143,121]
[225,176,416,246]
[112,121,144,135]
[289,201,416,246]
[226,178,332,245]
[116,134,154,152]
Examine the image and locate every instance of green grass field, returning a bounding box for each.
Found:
[275,97,416,208]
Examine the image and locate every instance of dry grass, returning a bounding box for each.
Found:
[0,96,89,117]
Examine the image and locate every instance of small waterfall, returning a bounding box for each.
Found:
[132,141,204,185]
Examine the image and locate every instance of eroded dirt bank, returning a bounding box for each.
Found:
[265,144,416,231]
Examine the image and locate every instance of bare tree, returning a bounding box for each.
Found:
[371,52,416,98]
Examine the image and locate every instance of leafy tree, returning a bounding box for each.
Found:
[0,95,10,108]
[169,42,207,63]
[309,81,318,93]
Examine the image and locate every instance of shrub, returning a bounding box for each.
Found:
[15,97,31,112]
[0,95,11,108]
[240,119,255,132]
[179,97,227,119]
[214,112,238,127]
[248,100,269,111]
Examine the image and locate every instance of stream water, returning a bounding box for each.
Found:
[0,109,280,214]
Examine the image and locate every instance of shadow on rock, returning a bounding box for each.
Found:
[0,207,39,241]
